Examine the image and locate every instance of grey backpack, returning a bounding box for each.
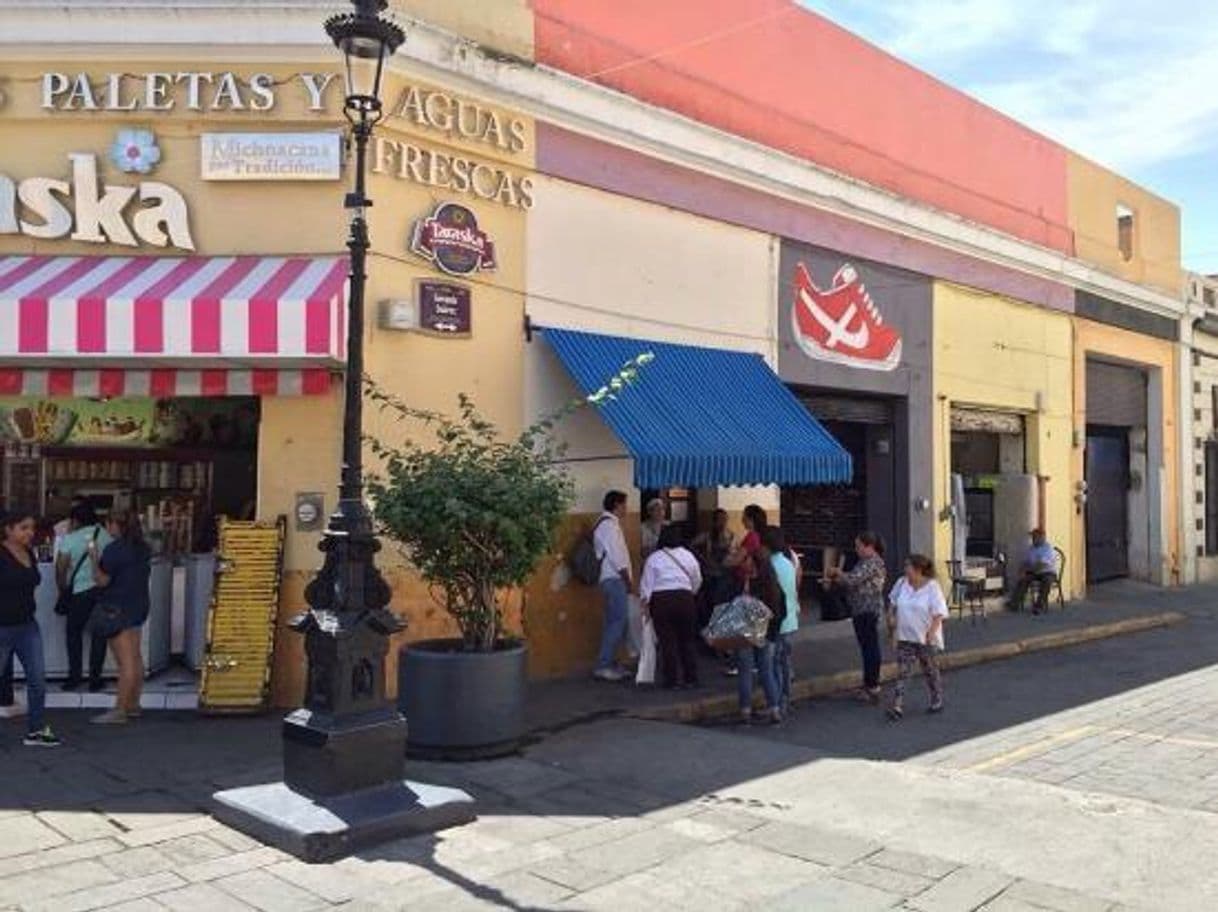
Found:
[569,516,610,585]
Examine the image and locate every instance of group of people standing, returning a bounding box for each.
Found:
[0,504,152,747]
[589,493,949,724]
[592,494,802,725]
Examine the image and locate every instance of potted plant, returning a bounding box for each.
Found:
[366,354,650,759]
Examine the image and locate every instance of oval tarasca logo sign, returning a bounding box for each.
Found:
[409,202,496,277]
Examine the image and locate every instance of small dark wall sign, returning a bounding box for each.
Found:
[418,281,471,336]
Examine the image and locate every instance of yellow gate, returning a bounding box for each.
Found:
[198,517,287,714]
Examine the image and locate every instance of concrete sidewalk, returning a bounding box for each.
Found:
[524,580,1194,733]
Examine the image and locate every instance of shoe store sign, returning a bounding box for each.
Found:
[790,261,903,372]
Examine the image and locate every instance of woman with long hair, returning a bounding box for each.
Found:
[885,553,948,721]
[0,510,59,746]
[639,524,703,689]
[826,531,888,704]
[89,510,151,725]
[722,504,768,678]
[736,533,786,725]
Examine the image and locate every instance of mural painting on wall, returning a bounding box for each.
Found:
[791,261,902,372]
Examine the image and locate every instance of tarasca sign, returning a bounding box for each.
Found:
[0,153,194,250]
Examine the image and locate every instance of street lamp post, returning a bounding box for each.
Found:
[212,1,475,862]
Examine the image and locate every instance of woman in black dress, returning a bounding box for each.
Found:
[89,510,151,725]
[0,510,59,747]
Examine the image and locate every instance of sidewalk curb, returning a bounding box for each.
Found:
[627,611,1188,725]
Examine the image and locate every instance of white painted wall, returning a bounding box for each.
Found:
[524,176,777,513]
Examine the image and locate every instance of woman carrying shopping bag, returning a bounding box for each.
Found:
[639,526,703,689]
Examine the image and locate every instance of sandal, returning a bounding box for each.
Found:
[886,704,904,722]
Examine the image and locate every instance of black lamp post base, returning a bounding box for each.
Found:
[212,778,475,864]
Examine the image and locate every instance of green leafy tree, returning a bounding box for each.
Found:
[366,353,652,653]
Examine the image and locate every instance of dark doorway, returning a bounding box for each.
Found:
[1085,428,1130,582]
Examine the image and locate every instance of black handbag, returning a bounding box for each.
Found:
[85,600,126,639]
[54,530,97,617]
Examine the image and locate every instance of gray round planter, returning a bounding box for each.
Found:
[398,639,527,760]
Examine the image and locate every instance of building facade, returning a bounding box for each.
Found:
[0,0,1189,702]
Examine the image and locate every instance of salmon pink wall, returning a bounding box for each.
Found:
[533,0,1072,255]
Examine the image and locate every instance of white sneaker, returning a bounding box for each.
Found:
[593,667,627,682]
[91,709,129,725]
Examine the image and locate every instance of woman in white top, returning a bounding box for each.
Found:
[640,525,703,689]
[885,553,947,720]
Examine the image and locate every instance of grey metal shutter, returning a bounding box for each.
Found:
[798,394,893,425]
[1086,361,1147,427]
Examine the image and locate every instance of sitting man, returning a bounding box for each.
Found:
[1007,528,1058,614]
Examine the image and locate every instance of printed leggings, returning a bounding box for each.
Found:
[893,641,943,706]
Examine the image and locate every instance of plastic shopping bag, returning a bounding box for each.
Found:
[626,594,644,659]
[635,615,658,685]
[702,594,772,651]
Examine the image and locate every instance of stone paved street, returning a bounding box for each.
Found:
[5,583,1218,909]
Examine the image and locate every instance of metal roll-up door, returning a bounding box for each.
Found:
[798,394,893,425]
[1086,361,1147,427]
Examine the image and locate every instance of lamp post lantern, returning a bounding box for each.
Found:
[212,1,474,862]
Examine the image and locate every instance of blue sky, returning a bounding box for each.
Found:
[799,0,1218,275]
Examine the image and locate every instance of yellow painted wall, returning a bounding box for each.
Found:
[0,57,536,703]
[1071,318,1179,590]
[932,282,1076,595]
[1067,154,1182,297]
[393,0,534,62]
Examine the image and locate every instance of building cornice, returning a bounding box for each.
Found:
[0,3,1185,319]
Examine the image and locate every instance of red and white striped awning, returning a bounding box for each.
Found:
[0,254,348,364]
[0,255,348,397]
[0,368,332,398]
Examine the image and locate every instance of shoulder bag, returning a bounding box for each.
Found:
[54,528,98,616]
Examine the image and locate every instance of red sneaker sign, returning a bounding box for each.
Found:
[410,202,497,277]
[791,261,902,372]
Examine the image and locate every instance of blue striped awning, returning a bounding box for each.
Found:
[540,327,852,488]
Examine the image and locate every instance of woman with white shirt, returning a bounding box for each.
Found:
[885,554,947,720]
[640,525,703,689]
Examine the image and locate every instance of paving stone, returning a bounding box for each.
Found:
[206,829,261,854]
[102,899,169,912]
[36,811,123,843]
[657,841,827,903]
[481,870,575,907]
[116,817,220,849]
[0,860,118,906]
[837,861,936,898]
[738,820,881,867]
[214,869,326,912]
[544,817,655,853]
[664,808,770,843]
[769,876,901,911]
[0,815,66,859]
[155,835,233,868]
[907,866,1016,912]
[567,824,700,877]
[99,847,176,879]
[528,856,622,892]
[869,849,959,880]
[1001,879,1116,912]
[980,897,1054,912]
[562,870,745,912]
[22,871,184,912]
[443,841,564,881]
[178,848,285,884]
[463,813,573,846]
[264,860,384,905]
[100,793,203,832]
[157,882,256,912]
[0,839,123,878]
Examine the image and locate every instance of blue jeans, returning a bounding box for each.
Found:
[0,621,47,733]
[774,633,795,709]
[736,640,779,712]
[597,577,629,670]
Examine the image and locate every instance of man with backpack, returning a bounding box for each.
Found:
[592,491,633,681]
